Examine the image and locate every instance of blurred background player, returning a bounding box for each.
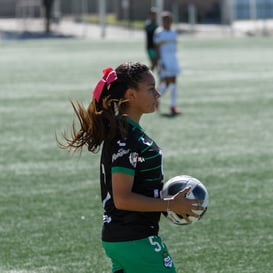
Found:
[144,7,158,71]
[43,0,55,33]
[154,11,181,115]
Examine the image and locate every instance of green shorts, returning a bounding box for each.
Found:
[147,48,157,60]
[102,235,176,273]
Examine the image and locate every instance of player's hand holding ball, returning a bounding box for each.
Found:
[162,175,209,225]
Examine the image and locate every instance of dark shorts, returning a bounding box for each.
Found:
[147,48,157,60]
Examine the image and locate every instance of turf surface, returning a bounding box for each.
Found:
[0,36,273,273]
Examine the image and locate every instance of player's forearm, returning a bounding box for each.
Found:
[114,192,168,212]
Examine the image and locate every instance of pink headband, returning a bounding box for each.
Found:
[92,67,118,103]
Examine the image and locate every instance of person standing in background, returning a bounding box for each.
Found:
[154,11,181,115]
[43,0,54,33]
[144,8,158,71]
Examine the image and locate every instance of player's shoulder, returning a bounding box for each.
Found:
[111,129,140,151]
[170,28,178,35]
[144,19,150,28]
[155,26,164,34]
[154,27,166,41]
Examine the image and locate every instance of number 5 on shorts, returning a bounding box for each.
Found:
[148,236,165,252]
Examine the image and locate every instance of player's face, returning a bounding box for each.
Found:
[150,12,156,21]
[163,17,172,30]
[128,71,160,115]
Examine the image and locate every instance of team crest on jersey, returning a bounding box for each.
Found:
[129,152,138,167]
[162,252,173,268]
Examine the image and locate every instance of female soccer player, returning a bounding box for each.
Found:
[59,62,202,273]
[144,7,158,71]
[154,11,181,115]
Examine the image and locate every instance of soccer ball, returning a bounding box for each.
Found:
[161,175,209,225]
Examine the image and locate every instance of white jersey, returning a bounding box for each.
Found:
[154,27,181,77]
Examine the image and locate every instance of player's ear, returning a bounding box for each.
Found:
[124,88,136,100]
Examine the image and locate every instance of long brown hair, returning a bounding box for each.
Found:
[58,62,150,153]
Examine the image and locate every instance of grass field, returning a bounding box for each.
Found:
[0,35,273,273]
